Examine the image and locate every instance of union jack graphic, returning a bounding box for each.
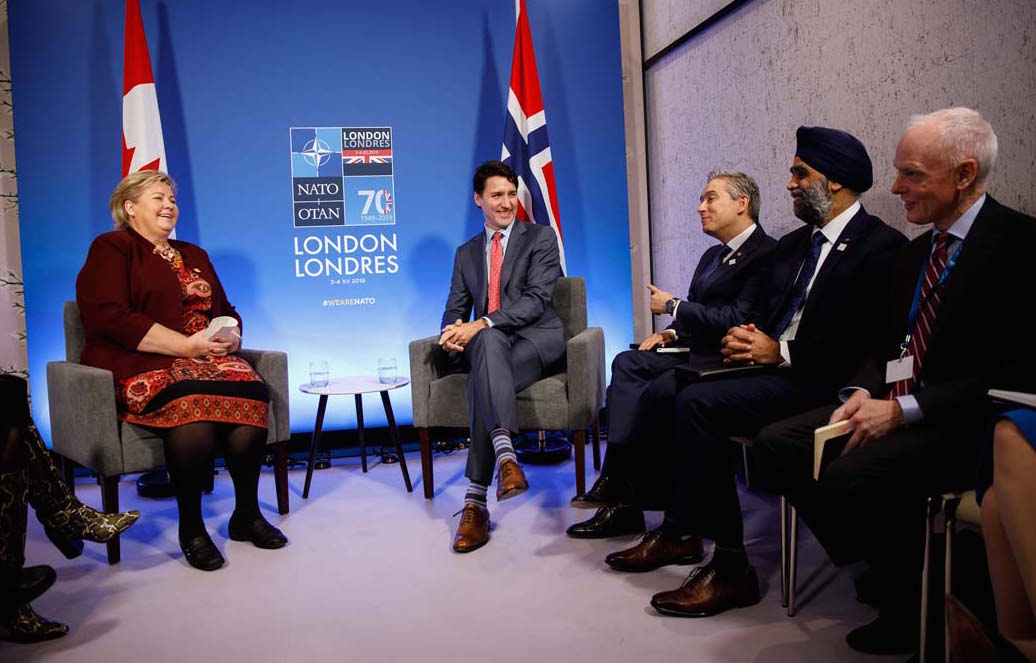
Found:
[501,0,566,274]
[343,151,392,165]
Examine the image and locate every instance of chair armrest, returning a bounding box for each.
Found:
[45,361,124,476]
[239,348,290,442]
[409,335,442,428]
[566,327,606,428]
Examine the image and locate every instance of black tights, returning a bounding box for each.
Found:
[162,423,266,540]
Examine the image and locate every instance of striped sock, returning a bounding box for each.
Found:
[464,482,489,509]
[492,428,517,469]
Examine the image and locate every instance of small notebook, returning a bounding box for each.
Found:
[204,316,238,342]
[813,420,853,479]
[628,343,690,354]
[988,389,1036,409]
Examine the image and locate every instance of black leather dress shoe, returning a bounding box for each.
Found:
[179,533,225,571]
[228,513,288,550]
[566,505,645,539]
[0,566,57,609]
[845,612,918,655]
[650,561,760,617]
[570,475,633,509]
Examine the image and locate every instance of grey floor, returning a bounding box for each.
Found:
[4,446,890,662]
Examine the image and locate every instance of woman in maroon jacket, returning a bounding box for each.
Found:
[76,171,287,572]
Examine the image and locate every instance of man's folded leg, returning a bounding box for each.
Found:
[569,361,683,538]
[453,330,546,552]
[637,373,826,616]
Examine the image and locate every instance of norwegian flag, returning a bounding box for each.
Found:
[501,0,566,274]
[122,0,167,178]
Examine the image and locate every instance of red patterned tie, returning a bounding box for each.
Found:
[889,233,950,398]
[487,231,503,314]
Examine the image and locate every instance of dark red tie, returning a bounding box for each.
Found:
[488,231,503,314]
[889,233,950,398]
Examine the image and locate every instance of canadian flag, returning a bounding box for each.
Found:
[122,0,167,177]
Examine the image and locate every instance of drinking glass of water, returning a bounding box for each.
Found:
[309,360,330,388]
[377,357,397,384]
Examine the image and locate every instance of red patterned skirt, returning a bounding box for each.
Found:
[117,355,269,429]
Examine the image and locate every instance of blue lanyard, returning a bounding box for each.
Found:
[901,237,963,353]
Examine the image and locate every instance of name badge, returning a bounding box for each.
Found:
[727,258,736,265]
[836,243,848,252]
[886,356,914,383]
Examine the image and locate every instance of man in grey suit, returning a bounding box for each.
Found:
[438,160,565,553]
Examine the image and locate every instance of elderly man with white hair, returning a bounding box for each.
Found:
[752,107,1036,656]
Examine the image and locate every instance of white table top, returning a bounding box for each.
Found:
[298,376,410,396]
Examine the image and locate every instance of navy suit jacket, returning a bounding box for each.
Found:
[440,220,565,367]
[758,206,907,390]
[851,196,1036,427]
[666,225,776,352]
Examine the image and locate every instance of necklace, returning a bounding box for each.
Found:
[153,243,177,263]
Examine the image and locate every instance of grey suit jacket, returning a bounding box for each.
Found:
[440,221,565,367]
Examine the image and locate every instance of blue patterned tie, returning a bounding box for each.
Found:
[770,231,827,338]
[701,245,733,281]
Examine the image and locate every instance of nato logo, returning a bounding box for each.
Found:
[291,128,344,227]
[290,126,396,227]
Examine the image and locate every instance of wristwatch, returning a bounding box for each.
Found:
[664,298,679,315]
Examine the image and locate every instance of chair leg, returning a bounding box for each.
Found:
[943,498,960,663]
[572,429,586,496]
[920,496,938,663]
[780,496,789,608]
[742,445,751,490]
[418,428,433,499]
[60,455,76,495]
[100,475,121,565]
[788,505,799,616]
[274,441,290,515]
[591,415,601,471]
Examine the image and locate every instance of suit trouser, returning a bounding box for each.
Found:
[606,350,687,447]
[463,328,546,485]
[597,350,686,506]
[662,371,829,548]
[752,403,979,610]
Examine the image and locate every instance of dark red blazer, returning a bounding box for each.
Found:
[76,227,241,382]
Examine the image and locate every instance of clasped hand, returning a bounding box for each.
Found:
[439,318,487,352]
[828,389,905,456]
[184,330,239,358]
[721,323,781,365]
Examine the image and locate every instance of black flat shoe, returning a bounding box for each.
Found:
[179,533,225,571]
[0,566,57,609]
[1,604,69,643]
[566,505,646,539]
[228,513,287,550]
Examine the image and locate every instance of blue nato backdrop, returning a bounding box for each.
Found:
[9,0,633,439]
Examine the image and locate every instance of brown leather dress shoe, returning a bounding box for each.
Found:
[452,504,490,553]
[495,459,528,501]
[604,528,703,572]
[650,561,760,617]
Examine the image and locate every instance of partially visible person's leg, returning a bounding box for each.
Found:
[22,420,139,556]
[986,418,1036,659]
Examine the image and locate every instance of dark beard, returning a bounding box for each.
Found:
[792,177,832,226]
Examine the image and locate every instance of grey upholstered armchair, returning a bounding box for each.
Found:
[46,301,291,563]
[409,277,605,499]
